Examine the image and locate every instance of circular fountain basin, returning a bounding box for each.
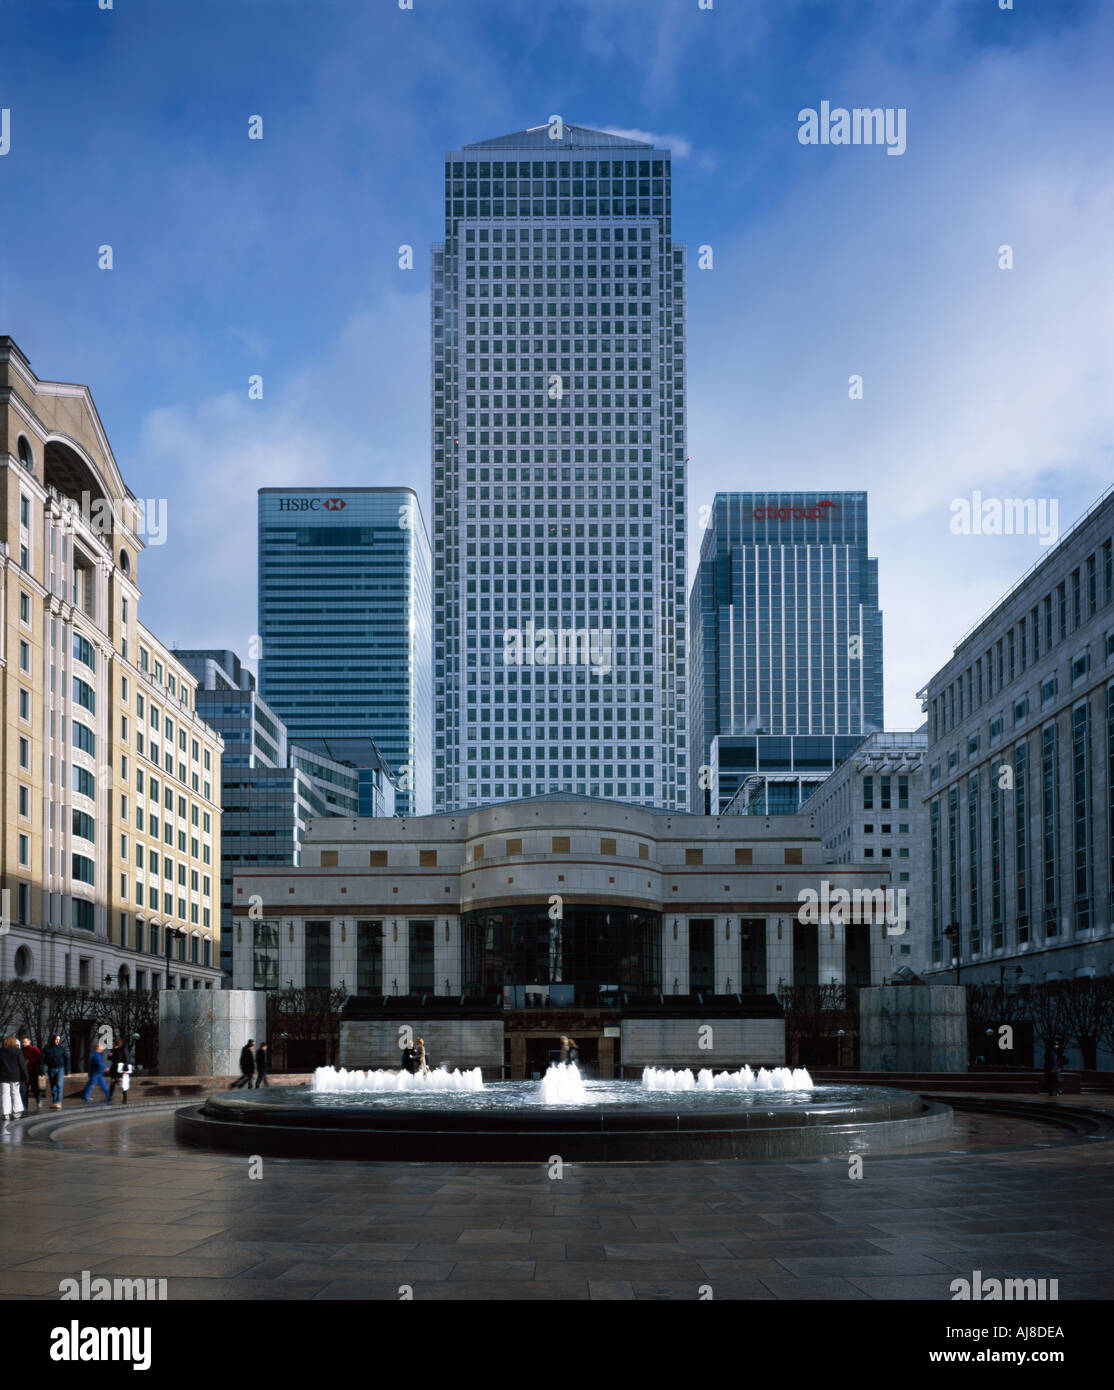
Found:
[175,1078,951,1162]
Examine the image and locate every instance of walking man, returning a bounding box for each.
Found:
[82,1043,111,1104]
[254,1042,270,1088]
[42,1034,70,1111]
[232,1039,255,1089]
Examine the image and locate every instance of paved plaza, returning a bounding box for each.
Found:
[1,1095,1112,1301]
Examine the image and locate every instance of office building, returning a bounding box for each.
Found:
[1,338,222,992]
[178,649,396,980]
[690,491,884,812]
[799,730,929,977]
[921,486,1114,1007]
[257,487,431,816]
[231,794,898,1073]
[430,124,688,812]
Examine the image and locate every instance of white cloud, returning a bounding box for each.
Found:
[685,18,1114,729]
[134,291,429,665]
[601,126,693,158]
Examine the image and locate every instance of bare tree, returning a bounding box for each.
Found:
[1056,977,1114,1071]
[268,986,345,1067]
[778,984,856,1066]
[1025,981,1071,1063]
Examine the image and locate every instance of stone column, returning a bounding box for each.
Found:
[765,916,792,995]
[334,918,354,994]
[508,1033,526,1080]
[382,918,408,995]
[715,915,737,993]
[818,918,844,986]
[663,916,688,994]
[280,916,302,990]
[434,916,460,995]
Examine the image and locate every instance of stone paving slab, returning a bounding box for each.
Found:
[2,1102,1113,1301]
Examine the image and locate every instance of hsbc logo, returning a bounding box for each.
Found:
[276,497,347,512]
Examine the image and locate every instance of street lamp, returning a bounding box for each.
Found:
[944,923,961,986]
[164,926,184,990]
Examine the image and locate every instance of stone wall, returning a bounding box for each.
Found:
[339,1019,504,1074]
[859,985,967,1072]
[158,990,266,1077]
[620,1017,786,1070]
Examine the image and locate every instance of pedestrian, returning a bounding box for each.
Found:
[560,1035,580,1066]
[1045,1041,1062,1097]
[41,1034,71,1111]
[254,1042,270,1088]
[400,1043,418,1074]
[1,1036,28,1122]
[414,1037,430,1075]
[108,1036,133,1104]
[232,1039,255,1089]
[83,1043,111,1104]
[20,1034,43,1113]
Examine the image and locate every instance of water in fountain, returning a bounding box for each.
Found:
[641,1064,813,1092]
[312,1065,485,1093]
[538,1062,587,1104]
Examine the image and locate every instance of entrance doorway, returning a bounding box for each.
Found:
[523,1035,599,1078]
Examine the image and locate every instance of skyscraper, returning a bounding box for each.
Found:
[257,487,431,816]
[177,648,396,982]
[431,124,688,811]
[690,491,884,811]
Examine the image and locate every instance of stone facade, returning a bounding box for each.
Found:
[339,1020,503,1072]
[859,985,967,1072]
[158,989,265,1077]
[800,730,929,977]
[231,794,901,996]
[920,488,1114,1014]
[620,1017,785,1070]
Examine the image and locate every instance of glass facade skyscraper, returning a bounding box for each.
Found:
[431,124,688,811]
[690,492,884,811]
[178,649,397,979]
[257,488,432,816]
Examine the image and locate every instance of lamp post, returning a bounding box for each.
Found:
[164,926,183,991]
[944,923,961,986]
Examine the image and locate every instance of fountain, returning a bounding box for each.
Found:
[178,1056,950,1162]
[642,1065,814,1093]
[312,1065,484,1093]
[538,1062,586,1104]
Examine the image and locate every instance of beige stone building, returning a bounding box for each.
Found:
[1,337,222,991]
[232,794,899,1075]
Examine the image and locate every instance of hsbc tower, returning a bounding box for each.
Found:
[257,487,432,815]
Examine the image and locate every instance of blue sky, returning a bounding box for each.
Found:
[2,0,1110,730]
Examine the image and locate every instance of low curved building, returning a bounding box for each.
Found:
[231,794,900,1076]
